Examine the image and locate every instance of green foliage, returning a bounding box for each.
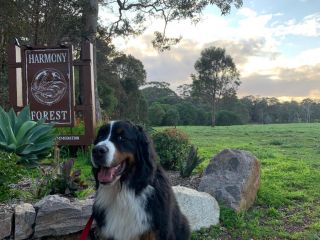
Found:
[142,83,180,105]
[152,128,189,170]
[51,159,88,196]
[216,110,242,126]
[148,103,166,126]
[162,107,180,126]
[179,145,202,178]
[37,159,88,198]
[191,225,221,240]
[0,106,55,166]
[0,152,23,201]
[55,119,85,135]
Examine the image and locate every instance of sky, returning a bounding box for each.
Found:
[100,0,320,101]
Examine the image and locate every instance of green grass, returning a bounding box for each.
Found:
[163,123,320,239]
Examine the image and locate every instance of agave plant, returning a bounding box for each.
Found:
[0,105,55,166]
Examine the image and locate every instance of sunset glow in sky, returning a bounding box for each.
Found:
[100,0,320,100]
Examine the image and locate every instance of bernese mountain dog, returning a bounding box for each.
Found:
[91,120,191,240]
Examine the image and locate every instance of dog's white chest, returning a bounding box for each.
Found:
[95,184,154,240]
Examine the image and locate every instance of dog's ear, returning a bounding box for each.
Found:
[131,124,156,193]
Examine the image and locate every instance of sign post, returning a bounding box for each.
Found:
[8,41,96,146]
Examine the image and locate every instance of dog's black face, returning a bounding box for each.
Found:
[92,121,155,191]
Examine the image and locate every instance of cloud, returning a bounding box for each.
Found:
[240,64,320,98]
[273,13,320,37]
[204,38,280,65]
[107,6,320,99]
[124,37,281,87]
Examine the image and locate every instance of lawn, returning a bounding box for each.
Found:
[172,123,320,239]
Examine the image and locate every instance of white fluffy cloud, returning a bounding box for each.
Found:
[106,6,320,99]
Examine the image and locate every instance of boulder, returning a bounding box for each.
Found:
[34,195,94,238]
[15,203,36,240]
[0,206,13,239]
[173,186,220,231]
[198,149,260,212]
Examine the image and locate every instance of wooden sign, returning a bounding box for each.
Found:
[8,41,96,146]
[25,47,74,126]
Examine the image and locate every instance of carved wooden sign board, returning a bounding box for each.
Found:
[25,47,74,126]
[8,42,96,146]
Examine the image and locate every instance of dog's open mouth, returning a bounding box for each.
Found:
[97,161,126,184]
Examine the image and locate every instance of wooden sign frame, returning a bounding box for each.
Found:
[8,41,96,146]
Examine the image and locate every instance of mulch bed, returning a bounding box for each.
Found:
[166,170,202,190]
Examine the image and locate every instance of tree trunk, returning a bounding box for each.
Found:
[211,96,216,127]
[82,0,101,122]
[33,0,41,45]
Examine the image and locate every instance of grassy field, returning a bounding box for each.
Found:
[171,123,320,239]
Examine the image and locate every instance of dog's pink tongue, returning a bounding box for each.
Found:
[98,167,117,183]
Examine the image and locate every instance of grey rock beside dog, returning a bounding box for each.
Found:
[198,149,261,212]
[173,186,220,231]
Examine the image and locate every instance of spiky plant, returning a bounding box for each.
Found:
[0,106,55,166]
[179,145,203,178]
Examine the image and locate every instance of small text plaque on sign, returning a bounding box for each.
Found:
[24,47,74,126]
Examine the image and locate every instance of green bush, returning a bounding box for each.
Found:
[216,110,242,126]
[0,151,27,201]
[152,128,190,170]
[36,159,88,198]
[0,106,56,166]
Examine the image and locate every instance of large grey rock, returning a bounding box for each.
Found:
[173,186,220,231]
[34,195,94,238]
[0,206,13,239]
[198,149,260,212]
[15,203,36,240]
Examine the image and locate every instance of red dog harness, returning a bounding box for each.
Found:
[80,215,94,240]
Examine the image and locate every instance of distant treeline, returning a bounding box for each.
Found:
[140,83,320,126]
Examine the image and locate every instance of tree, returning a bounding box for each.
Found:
[142,82,180,105]
[191,47,240,126]
[113,54,147,121]
[101,0,243,50]
[162,107,180,126]
[301,98,313,123]
[0,0,85,108]
[148,103,166,126]
[216,110,242,126]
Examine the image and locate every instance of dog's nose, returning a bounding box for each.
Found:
[92,145,109,158]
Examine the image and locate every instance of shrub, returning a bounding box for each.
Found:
[152,128,189,170]
[216,110,242,126]
[37,159,88,198]
[0,151,28,202]
[179,145,203,178]
[0,106,56,166]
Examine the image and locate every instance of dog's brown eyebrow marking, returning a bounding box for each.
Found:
[116,128,124,134]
